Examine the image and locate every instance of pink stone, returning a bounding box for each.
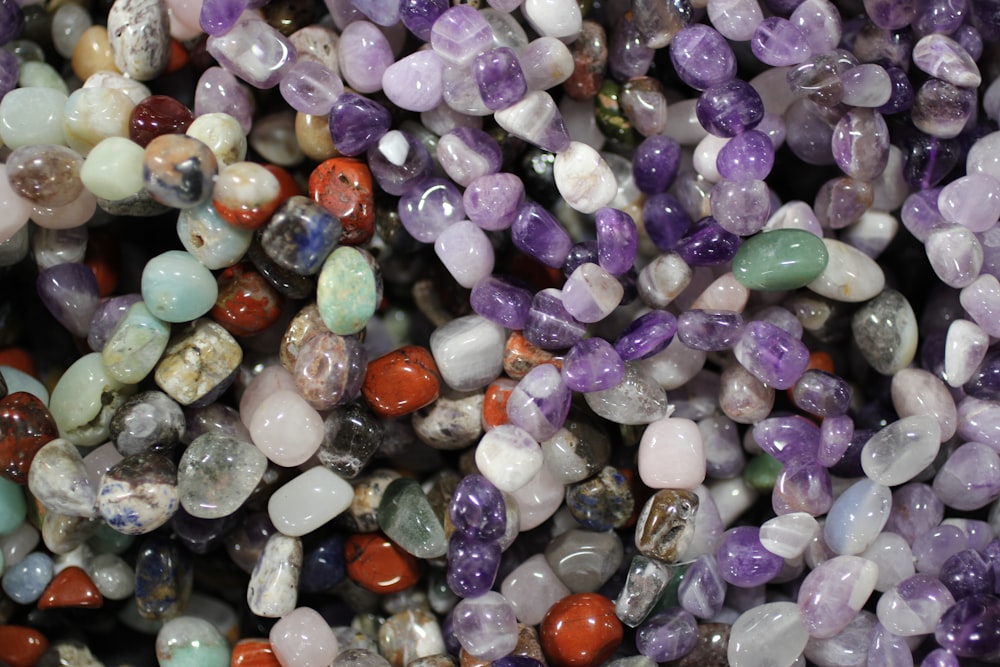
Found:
[500,553,571,625]
[249,389,323,466]
[270,607,339,667]
[239,365,298,428]
[638,417,706,490]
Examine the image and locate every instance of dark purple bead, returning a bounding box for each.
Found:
[753,415,820,464]
[792,370,852,417]
[449,473,507,540]
[828,427,874,478]
[447,532,502,598]
[935,594,1000,659]
[970,0,1000,41]
[643,193,692,251]
[673,218,741,267]
[954,24,983,59]
[877,66,915,115]
[511,201,573,269]
[615,311,677,361]
[635,608,699,662]
[328,93,391,156]
[400,0,448,41]
[633,135,682,194]
[367,131,433,196]
[773,460,833,516]
[669,24,736,91]
[717,130,775,181]
[0,48,17,99]
[0,0,24,45]
[524,288,586,350]
[608,11,654,81]
[474,47,527,111]
[716,526,784,587]
[299,533,347,594]
[940,550,995,600]
[595,208,638,275]
[913,0,966,36]
[965,350,1000,400]
[904,134,960,190]
[695,80,764,138]
[677,309,745,352]
[562,337,624,393]
[200,0,247,35]
[470,275,533,329]
[563,241,599,277]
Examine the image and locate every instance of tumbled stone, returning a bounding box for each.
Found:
[379,478,448,559]
[154,319,242,406]
[615,555,672,628]
[851,289,918,375]
[98,453,178,535]
[545,527,624,593]
[28,438,96,518]
[109,390,185,457]
[177,433,267,519]
[247,533,302,618]
[634,489,699,562]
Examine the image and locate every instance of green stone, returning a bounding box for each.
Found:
[103,302,171,384]
[49,352,137,446]
[156,617,230,667]
[88,521,136,554]
[732,229,830,291]
[18,61,70,94]
[651,562,688,614]
[378,477,447,559]
[317,246,381,336]
[744,453,784,492]
[0,476,27,535]
[596,79,637,147]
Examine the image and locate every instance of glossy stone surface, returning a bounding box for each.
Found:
[540,593,622,667]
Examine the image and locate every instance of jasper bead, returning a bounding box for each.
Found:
[362,346,441,419]
[0,392,58,484]
[210,263,283,337]
[345,532,421,593]
[309,157,376,246]
[540,593,622,667]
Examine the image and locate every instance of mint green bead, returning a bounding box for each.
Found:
[0,87,68,148]
[177,201,253,270]
[156,617,230,667]
[18,61,70,94]
[103,302,171,384]
[744,453,784,492]
[0,477,27,535]
[732,229,829,291]
[142,250,219,323]
[317,246,382,335]
[49,352,136,446]
[80,137,146,201]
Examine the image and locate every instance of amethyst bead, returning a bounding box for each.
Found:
[524,288,586,350]
[608,11,654,81]
[562,337,624,393]
[677,310,745,352]
[935,594,1000,659]
[200,0,247,35]
[511,201,573,269]
[328,93,391,157]
[206,18,297,89]
[506,363,572,441]
[0,0,23,46]
[194,67,254,134]
[633,135,682,194]
[470,276,532,330]
[885,482,945,545]
[673,218,741,266]
[352,0,401,26]
[963,350,1000,400]
[437,127,502,187]
[595,208,638,275]
[474,47,527,111]
[751,17,810,66]
[464,173,525,232]
[677,554,727,619]
[88,293,144,352]
[773,460,833,516]
[643,193,692,251]
[695,80,765,138]
[754,415,820,464]
[279,60,343,116]
[864,0,919,29]
[430,5,493,66]
[398,177,465,243]
[939,550,995,600]
[716,526,784,587]
[792,370,852,417]
[37,263,101,338]
[0,49,16,100]
[615,311,677,361]
[367,131,433,196]
[635,608,699,662]
[733,320,811,390]
[399,0,448,41]
[449,474,507,541]
[447,532,502,598]
[382,50,445,113]
[563,241,599,277]
[716,130,775,181]
[669,25,737,91]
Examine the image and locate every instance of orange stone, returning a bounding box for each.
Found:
[344,533,421,594]
[210,263,284,337]
[0,348,37,377]
[84,228,122,297]
[362,345,441,419]
[165,38,189,74]
[0,625,49,667]
[309,158,376,246]
[0,392,59,484]
[806,351,835,373]
[540,593,622,667]
[264,164,304,205]
[231,638,281,667]
[38,566,103,610]
[503,331,562,380]
[482,378,516,430]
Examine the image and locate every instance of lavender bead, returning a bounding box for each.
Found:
[447,533,501,598]
[912,79,976,139]
[511,201,572,269]
[792,370,851,417]
[399,0,446,39]
[199,0,246,35]
[677,310,745,352]
[733,320,810,390]
[677,554,727,619]
[470,276,532,329]
[337,21,393,94]
[932,441,1000,510]
[864,0,918,29]
[474,47,526,111]
[940,550,995,600]
[206,18,297,89]
[867,623,914,666]
[194,67,254,134]
[507,363,571,442]
[877,574,956,636]
[435,220,494,289]
[452,591,518,660]
[382,50,444,113]
[437,127,502,187]
[595,208,638,275]
[673,218,741,266]
[328,93,391,156]
[632,0,692,48]
[279,60,343,116]
[430,6,492,66]
[367,131,433,196]
[711,179,771,236]
[0,49,16,100]
[398,177,465,243]
[751,17,809,66]
[615,311,677,361]
[352,0,401,26]
[608,12,654,81]
[885,482,944,545]
[754,415,820,464]
[635,608,698,662]
[716,526,784,587]
[464,173,524,231]
[773,460,833,516]
[912,34,981,88]
[524,288,586,350]
[669,25,736,91]
[449,474,506,541]
[562,338,624,393]
[832,108,890,182]
[643,193,692,252]
[798,555,879,639]
[37,263,101,338]
[717,130,774,182]
[696,80,764,138]
[790,0,842,52]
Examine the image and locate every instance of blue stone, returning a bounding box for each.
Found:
[300,533,346,594]
[134,536,193,620]
[1,551,53,604]
[260,195,342,276]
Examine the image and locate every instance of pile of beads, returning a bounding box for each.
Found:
[1,0,1000,663]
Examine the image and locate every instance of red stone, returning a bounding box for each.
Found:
[540,593,622,667]
[362,345,441,419]
[210,263,284,337]
[264,164,303,205]
[0,348,37,377]
[37,566,103,610]
[0,392,59,484]
[165,38,189,74]
[482,378,516,431]
[309,158,375,246]
[84,228,122,297]
[0,625,49,667]
[129,95,195,148]
[344,533,421,594]
[231,638,281,667]
[563,21,607,100]
[503,331,561,380]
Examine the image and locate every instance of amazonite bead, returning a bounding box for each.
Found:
[317,246,382,335]
[0,87,68,148]
[141,250,219,323]
[102,302,170,384]
[732,229,829,290]
[49,352,137,446]
[0,477,27,535]
[18,61,69,94]
[177,201,253,269]
[156,616,230,667]
[80,137,146,201]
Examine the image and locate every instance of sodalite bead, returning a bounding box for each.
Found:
[565,465,633,531]
[98,453,179,535]
[825,479,892,555]
[133,536,192,619]
[1,551,53,604]
[260,195,341,276]
[28,438,96,518]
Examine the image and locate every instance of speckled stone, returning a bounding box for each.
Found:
[412,390,484,451]
[109,390,186,457]
[178,433,267,519]
[340,468,400,532]
[98,453,178,536]
[851,289,918,375]
[106,0,170,80]
[247,533,302,618]
[564,465,634,531]
[154,320,242,406]
[615,555,673,628]
[28,438,96,518]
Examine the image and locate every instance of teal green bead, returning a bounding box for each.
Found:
[88,521,136,554]
[317,246,382,336]
[102,302,171,384]
[732,229,829,291]
[378,477,448,559]
[141,250,219,323]
[0,476,27,535]
[155,617,230,667]
[49,352,136,446]
[177,201,253,270]
[651,561,688,613]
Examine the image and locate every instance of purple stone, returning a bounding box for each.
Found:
[0,0,24,46]
[935,594,1000,659]
[0,48,16,100]
[88,293,144,352]
[464,173,525,232]
[511,202,573,269]
[773,460,833,516]
[328,93,392,157]
[952,520,993,553]
[914,0,966,36]
[828,427,873,478]
[885,482,945,545]
[717,130,775,182]
[940,550,995,600]
[438,127,502,187]
[904,136,960,191]
[673,218,741,267]
[608,11,654,81]
[562,241,599,277]
[367,131,433,196]
[595,208,638,275]
[677,554,727,619]
[733,320,811,390]
[751,17,810,66]
[669,24,737,91]
[753,415,820,463]
[716,526,784,587]
[677,310,745,352]
[206,18,297,89]
[901,188,948,240]
[399,0,448,41]
[506,363,572,441]
[642,193,692,252]
[932,442,1000,511]
[470,276,532,330]
[877,66,915,115]
[864,0,918,29]
[449,473,507,541]
[696,80,764,138]
[447,532,502,598]
[954,24,982,59]
[279,60,343,116]
[194,67,254,134]
[492,658,543,667]
[352,0,401,26]
[792,370,852,417]
[474,47,527,111]
[200,0,247,36]
[398,177,465,243]
[524,288,586,350]
[867,622,914,667]
[633,135,682,195]
[922,649,960,667]
[635,608,699,662]
[430,5,493,65]
[36,263,101,339]
[562,338,624,393]
[914,525,969,577]
[615,311,677,361]
[964,350,1000,400]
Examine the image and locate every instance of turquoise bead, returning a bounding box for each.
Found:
[732,229,829,291]
[156,617,230,667]
[177,201,253,270]
[0,476,27,535]
[317,246,382,335]
[141,250,219,323]
[0,365,49,404]
[103,302,171,384]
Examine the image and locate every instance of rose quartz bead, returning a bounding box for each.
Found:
[638,416,707,490]
[30,190,98,230]
[239,365,298,427]
[270,607,339,667]
[501,553,571,625]
[249,389,324,466]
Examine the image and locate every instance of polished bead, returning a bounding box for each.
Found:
[540,593,621,667]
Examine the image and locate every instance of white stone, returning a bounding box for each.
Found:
[522,0,581,41]
[763,200,823,236]
[247,533,301,618]
[842,210,898,259]
[268,466,354,537]
[760,513,819,559]
[693,134,728,183]
[806,238,885,302]
[637,252,693,309]
[638,335,706,390]
[944,319,989,387]
[862,416,941,487]
[859,532,915,592]
[553,141,617,214]
[430,315,506,392]
[186,112,247,168]
[728,602,809,667]
[475,425,544,493]
[637,417,706,490]
[561,263,623,322]
[890,368,957,441]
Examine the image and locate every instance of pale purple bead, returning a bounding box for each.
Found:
[922,648,960,667]
[400,0,448,41]
[470,276,532,329]
[474,47,527,111]
[716,526,784,587]
[784,98,837,166]
[635,608,698,662]
[88,293,143,352]
[711,179,771,236]
[677,554,726,619]
[352,0,401,26]
[595,208,638,275]
[792,370,851,417]
[449,473,507,540]
[328,93,392,156]
[799,556,879,639]
[879,573,955,636]
[464,173,525,231]
[885,482,944,545]
[447,533,502,598]
[867,622,915,667]
[398,177,465,243]
[506,363,572,441]
[562,337,624,393]
[669,25,736,91]
[953,24,982,59]
[751,17,810,66]
[195,67,254,134]
[958,396,1000,450]
[790,0,842,53]
[451,591,519,661]
[200,0,247,35]
[382,50,445,113]
[677,310,745,352]
[0,0,24,46]
[696,80,764,138]
[633,135,682,194]
[932,441,1000,510]
[437,127,502,187]
[435,220,495,289]
[913,525,968,576]
[206,18,297,89]
[431,6,493,66]
[279,60,343,116]
[338,21,393,94]
[864,0,917,29]
[773,460,833,516]
[608,12,654,81]
[734,320,811,390]
[615,311,677,361]
[524,288,586,350]
[901,188,947,241]
[717,130,775,181]
[950,520,993,553]
[938,173,1000,232]
[511,201,572,269]
[37,263,101,338]
[913,0,966,35]
[753,305,802,338]
[831,108,891,181]
[912,33,981,88]
[367,131,433,196]
[561,263,623,323]
[754,415,820,464]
